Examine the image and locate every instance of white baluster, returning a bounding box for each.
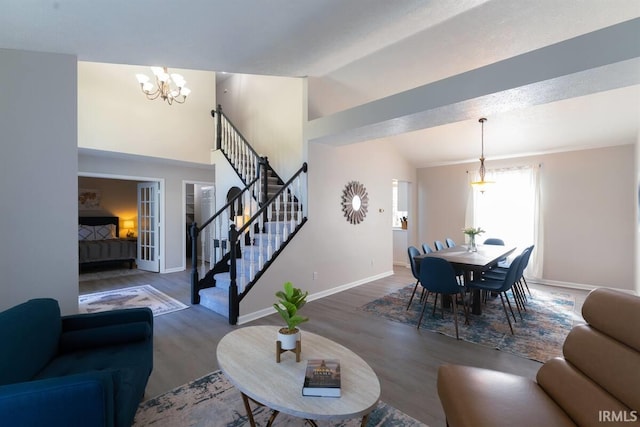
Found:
[291,179,297,230]
[258,204,264,269]
[282,191,289,242]
[200,225,206,276]
[274,196,281,249]
[267,203,274,260]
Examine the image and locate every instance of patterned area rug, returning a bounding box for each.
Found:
[360,286,579,362]
[79,285,188,316]
[134,370,427,427]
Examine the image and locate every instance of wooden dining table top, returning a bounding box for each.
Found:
[414,244,517,271]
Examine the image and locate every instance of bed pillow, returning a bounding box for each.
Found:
[78,225,95,241]
[94,224,117,240]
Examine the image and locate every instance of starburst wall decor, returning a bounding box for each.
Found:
[341,181,369,225]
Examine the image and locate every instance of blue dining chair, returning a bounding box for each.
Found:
[434,240,446,251]
[483,237,507,266]
[445,238,456,248]
[422,243,434,254]
[484,245,534,302]
[406,246,428,310]
[417,257,468,339]
[483,237,505,245]
[467,252,526,334]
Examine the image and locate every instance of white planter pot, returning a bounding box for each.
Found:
[277,328,301,350]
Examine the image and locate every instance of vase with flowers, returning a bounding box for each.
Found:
[463,227,485,252]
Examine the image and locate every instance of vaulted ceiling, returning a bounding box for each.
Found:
[1,0,639,167]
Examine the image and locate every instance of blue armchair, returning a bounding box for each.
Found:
[0,298,153,427]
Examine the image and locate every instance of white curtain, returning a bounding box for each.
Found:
[466,165,543,279]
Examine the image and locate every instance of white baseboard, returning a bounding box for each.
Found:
[526,277,638,295]
[162,266,185,274]
[237,270,395,325]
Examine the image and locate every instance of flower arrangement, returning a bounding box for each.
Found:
[462,227,485,237]
[463,227,485,252]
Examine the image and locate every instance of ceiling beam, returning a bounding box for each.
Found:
[306,18,640,146]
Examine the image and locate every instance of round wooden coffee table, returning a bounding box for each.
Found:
[217,325,380,426]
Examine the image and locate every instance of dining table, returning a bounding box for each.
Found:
[414,244,517,315]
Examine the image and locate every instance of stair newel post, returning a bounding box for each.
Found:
[190,222,200,304]
[228,223,239,325]
[213,105,222,151]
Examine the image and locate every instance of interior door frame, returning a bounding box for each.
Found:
[78,172,166,273]
[182,180,215,271]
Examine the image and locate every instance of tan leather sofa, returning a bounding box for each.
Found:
[437,288,640,427]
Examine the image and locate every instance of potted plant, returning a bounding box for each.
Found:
[463,227,485,252]
[273,281,308,350]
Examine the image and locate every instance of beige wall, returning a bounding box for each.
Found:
[78,62,216,164]
[217,73,305,180]
[417,145,635,290]
[239,138,416,321]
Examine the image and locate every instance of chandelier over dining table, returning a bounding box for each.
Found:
[470,117,495,192]
[135,66,191,105]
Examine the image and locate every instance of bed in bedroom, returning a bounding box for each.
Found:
[78,216,137,269]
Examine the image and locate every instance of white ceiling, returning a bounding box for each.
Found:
[1,0,639,167]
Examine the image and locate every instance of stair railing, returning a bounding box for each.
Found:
[190,167,263,304]
[227,162,308,324]
[213,105,261,187]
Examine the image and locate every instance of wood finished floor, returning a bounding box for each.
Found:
[79,265,588,427]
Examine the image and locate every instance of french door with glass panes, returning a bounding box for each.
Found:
[137,182,160,272]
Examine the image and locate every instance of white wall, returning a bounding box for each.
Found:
[78,62,216,164]
[393,230,409,266]
[216,73,305,180]
[0,49,78,314]
[417,145,635,290]
[78,150,215,271]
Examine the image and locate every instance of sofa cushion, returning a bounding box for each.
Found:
[437,364,576,427]
[537,358,633,426]
[59,321,152,353]
[34,339,152,427]
[0,371,115,427]
[563,324,640,412]
[581,288,640,353]
[0,299,61,385]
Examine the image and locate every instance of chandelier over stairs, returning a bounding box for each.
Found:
[135,66,191,105]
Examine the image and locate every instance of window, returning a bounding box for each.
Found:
[468,165,542,277]
[392,180,408,228]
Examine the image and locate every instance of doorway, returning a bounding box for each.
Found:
[78,174,164,273]
[184,181,215,269]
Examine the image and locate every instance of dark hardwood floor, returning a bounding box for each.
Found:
[79,264,587,427]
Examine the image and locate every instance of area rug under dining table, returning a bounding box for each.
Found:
[359,285,579,363]
[134,370,427,426]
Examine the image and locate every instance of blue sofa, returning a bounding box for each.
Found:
[0,298,153,427]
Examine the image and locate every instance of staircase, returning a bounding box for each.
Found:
[190,105,308,324]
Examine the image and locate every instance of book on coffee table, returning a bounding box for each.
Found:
[302,359,341,397]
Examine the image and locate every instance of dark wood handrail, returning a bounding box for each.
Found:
[236,162,308,235]
[197,172,261,232]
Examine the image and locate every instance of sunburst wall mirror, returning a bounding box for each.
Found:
[341,181,369,224]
